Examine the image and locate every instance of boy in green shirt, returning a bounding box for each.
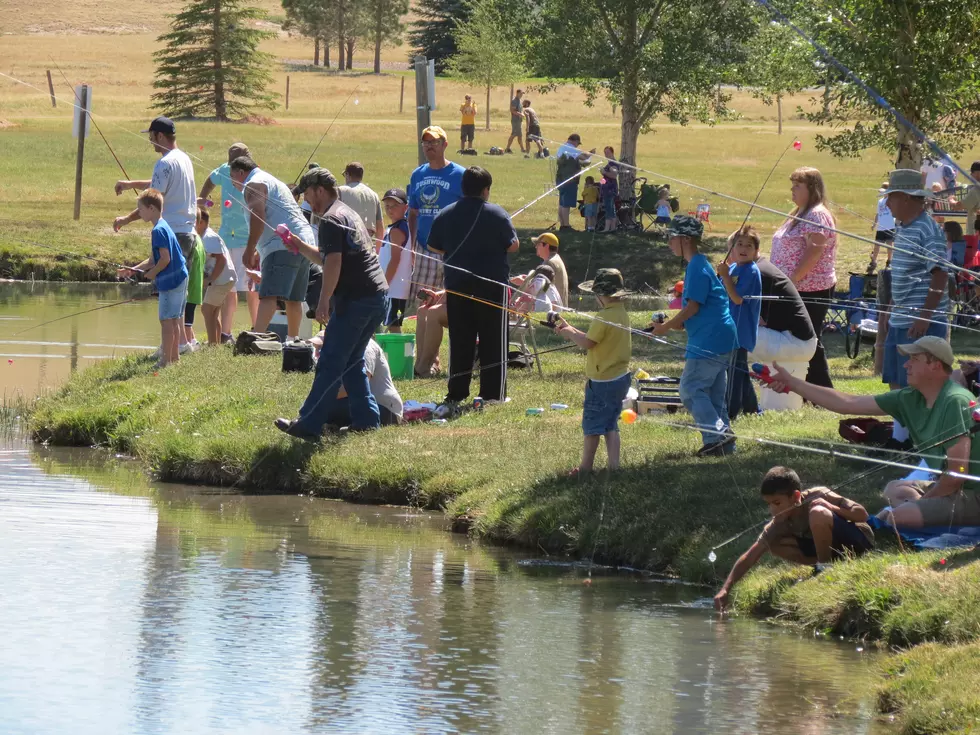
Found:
[555,268,632,474]
[182,236,205,352]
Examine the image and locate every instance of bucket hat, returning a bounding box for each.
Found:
[882,169,930,198]
[578,268,632,298]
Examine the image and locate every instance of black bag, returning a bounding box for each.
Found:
[282,340,315,373]
[233,331,283,356]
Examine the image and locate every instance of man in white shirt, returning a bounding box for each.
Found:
[338,162,384,242]
[113,116,197,258]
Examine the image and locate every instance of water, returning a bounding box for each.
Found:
[0,435,895,734]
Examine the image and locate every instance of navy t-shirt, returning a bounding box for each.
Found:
[318,199,388,301]
[757,257,814,342]
[426,197,517,290]
[682,253,736,358]
[728,261,762,352]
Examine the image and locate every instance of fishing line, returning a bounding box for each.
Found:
[291,85,360,186]
[14,295,153,335]
[6,236,144,278]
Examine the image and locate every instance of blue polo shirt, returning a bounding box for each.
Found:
[683,253,736,358]
[728,261,762,352]
[151,219,188,292]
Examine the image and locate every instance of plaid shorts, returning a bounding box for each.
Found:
[411,244,444,299]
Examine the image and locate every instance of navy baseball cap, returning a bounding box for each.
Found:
[382,188,408,204]
[142,116,176,135]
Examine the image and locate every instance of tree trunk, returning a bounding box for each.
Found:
[777,93,783,135]
[485,84,491,131]
[314,37,320,66]
[212,3,226,121]
[346,37,355,70]
[373,23,382,74]
[337,6,346,71]
[323,35,330,68]
[896,123,921,169]
[822,82,830,115]
[619,95,641,196]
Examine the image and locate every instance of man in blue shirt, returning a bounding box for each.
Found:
[649,215,737,456]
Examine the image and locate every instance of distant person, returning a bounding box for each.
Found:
[459,94,477,151]
[951,161,980,244]
[199,142,255,334]
[274,167,388,439]
[195,206,237,345]
[921,155,955,191]
[717,226,762,420]
[554,268,633,474]
[555,134,594,231]
[582,176,600,232]
[655,188,672,225]
[870,180,895,270]
[713,466,873,611]
[522,99,544,158]
[599,162,619,234]
[379,188,413,333]
[338,162,384,240]
[113,116,197,259]
[945,220,966,267]
[512,263,562,314]
[510,232,568,306]
[427,166,519,415]
[505,88,526,154]
[116,189,188,368]
[229,156,313,336]
[407,125,466,306]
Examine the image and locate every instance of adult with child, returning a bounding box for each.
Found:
[116,189,188,368]
[199,142,255,333]
[195,206,238,345]
[649,215,737,456]
[378,188,412,333]
[555,134,595,231]
[717,226,762,420]
[765,336,980,531]
[427,166,519,414]
[229,156,314,337]
[274,167,389,439]
[505,88,526,155]
[523,99,544,158]
[554,268,633,474]
[510,232,569,307]
[113,116,197,260]
[879,168,951,448]
[459,94,477,152]
[713,466,873,611]
[769,166,838,389]
[338,162,384,240]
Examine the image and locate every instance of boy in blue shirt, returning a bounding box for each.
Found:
[649,215,737,456]
[718,225,763,420]
[117,189,188,367]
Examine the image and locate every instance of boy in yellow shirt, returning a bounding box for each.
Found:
[581,176,601,231]
[555,268,633,474]
[459,95,478,152]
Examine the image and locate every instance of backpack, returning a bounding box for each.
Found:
[282,339,315,372]
[233,331,283,356]
[839,417,894,446]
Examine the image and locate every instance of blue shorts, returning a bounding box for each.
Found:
[795,513,874,559]
[259,249,310,302]
[583,203,599,218]
[582,373,631,436]
[882,321,948,386]
[603,195,616,216]
[558,181,578,209]
[158,279,188,321]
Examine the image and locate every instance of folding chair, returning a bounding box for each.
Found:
[509,313,543,376]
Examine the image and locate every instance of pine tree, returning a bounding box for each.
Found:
[152,0,279,121]
[408,0,470,72]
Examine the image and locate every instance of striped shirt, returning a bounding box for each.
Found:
[889,211,948,328]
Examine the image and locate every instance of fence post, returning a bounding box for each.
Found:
[46,70,56,107]
[286,75,290,111]
[73,85,89,221]
[399,76,405,114]
[414,57,431,165]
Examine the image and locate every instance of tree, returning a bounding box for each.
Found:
[444,0,527,131]
[795,0,980,168]
[409,0,470,72]
[282,0,332,67]
[363,0,410,74]
[535,0,755,188]
[743,22,818,135]
[153,0,278,120]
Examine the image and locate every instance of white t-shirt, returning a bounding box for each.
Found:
[201,227,237,286]
[920,159,945,190]
[338,183,384,236]
[379,220,413,300]
[876,197,895,232]
[365,339,403,418]
[151,148,197,234]
[524,274,562,312]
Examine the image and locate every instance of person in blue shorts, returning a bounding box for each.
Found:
[555,134,594,231]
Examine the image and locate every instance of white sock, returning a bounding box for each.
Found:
[287,335,298,342]
[892,421,909,442]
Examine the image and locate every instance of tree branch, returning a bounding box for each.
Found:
[637,0,667,48]
[595,3,625,56]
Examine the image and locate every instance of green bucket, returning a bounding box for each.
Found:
[374,333,415,380]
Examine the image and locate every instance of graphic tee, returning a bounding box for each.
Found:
[407,161,466,249]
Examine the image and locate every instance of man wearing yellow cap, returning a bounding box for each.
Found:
[407,126,466,304]
[511,233,568,306]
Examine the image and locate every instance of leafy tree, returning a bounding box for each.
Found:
[793,0,980,167]
[282,0,332,67]
[408,0,470,72]
[743,22,818,134]
[153,0,278,120]
[535,0,755,187]
[444,0,527,130]
[363,0,410,74]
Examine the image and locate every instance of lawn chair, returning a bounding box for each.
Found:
[822,271,876,359]
[696,202,711,227]
[508,313,543,376]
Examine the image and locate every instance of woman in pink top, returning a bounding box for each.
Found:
[770,166,838,388]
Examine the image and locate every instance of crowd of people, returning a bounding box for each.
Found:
[110,113,980,611]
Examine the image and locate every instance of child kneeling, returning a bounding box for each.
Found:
[713,466,874,611]
[556,268,632,474]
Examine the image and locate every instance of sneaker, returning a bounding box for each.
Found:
[433,400,462,419]
[274,417,321,443]
[220,333,234,344]
[812,562,830,576]
[504,149,514,154]
[697,432,736,457]
[149,345,162,359]
[524,154,530,159]
[178,342,192,355]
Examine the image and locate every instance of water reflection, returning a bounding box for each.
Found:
[0,439,894,734]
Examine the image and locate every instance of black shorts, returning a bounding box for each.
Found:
[527,125,542,139]
[385,297,407,327]
[460,124,475,143]
[795,514,873,559]
[184,302,197,326]
[875,230,895,243]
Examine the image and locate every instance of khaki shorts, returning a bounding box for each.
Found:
[203,280,235,307]
[902,481,980,526]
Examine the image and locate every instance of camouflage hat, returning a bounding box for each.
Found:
[667,214,703,239]
[578,268,632,298]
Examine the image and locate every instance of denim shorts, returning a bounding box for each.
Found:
[259,249,310,302]
[583,203,599,218]
[582,373,631,436]
[558,181,578,208]
[882,321,949,386]
[158,279,188,321]
[603,195,616,216]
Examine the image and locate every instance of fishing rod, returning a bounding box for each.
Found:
[292,85,360,186]
[8,237,143,278]
[14,294,152,336]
